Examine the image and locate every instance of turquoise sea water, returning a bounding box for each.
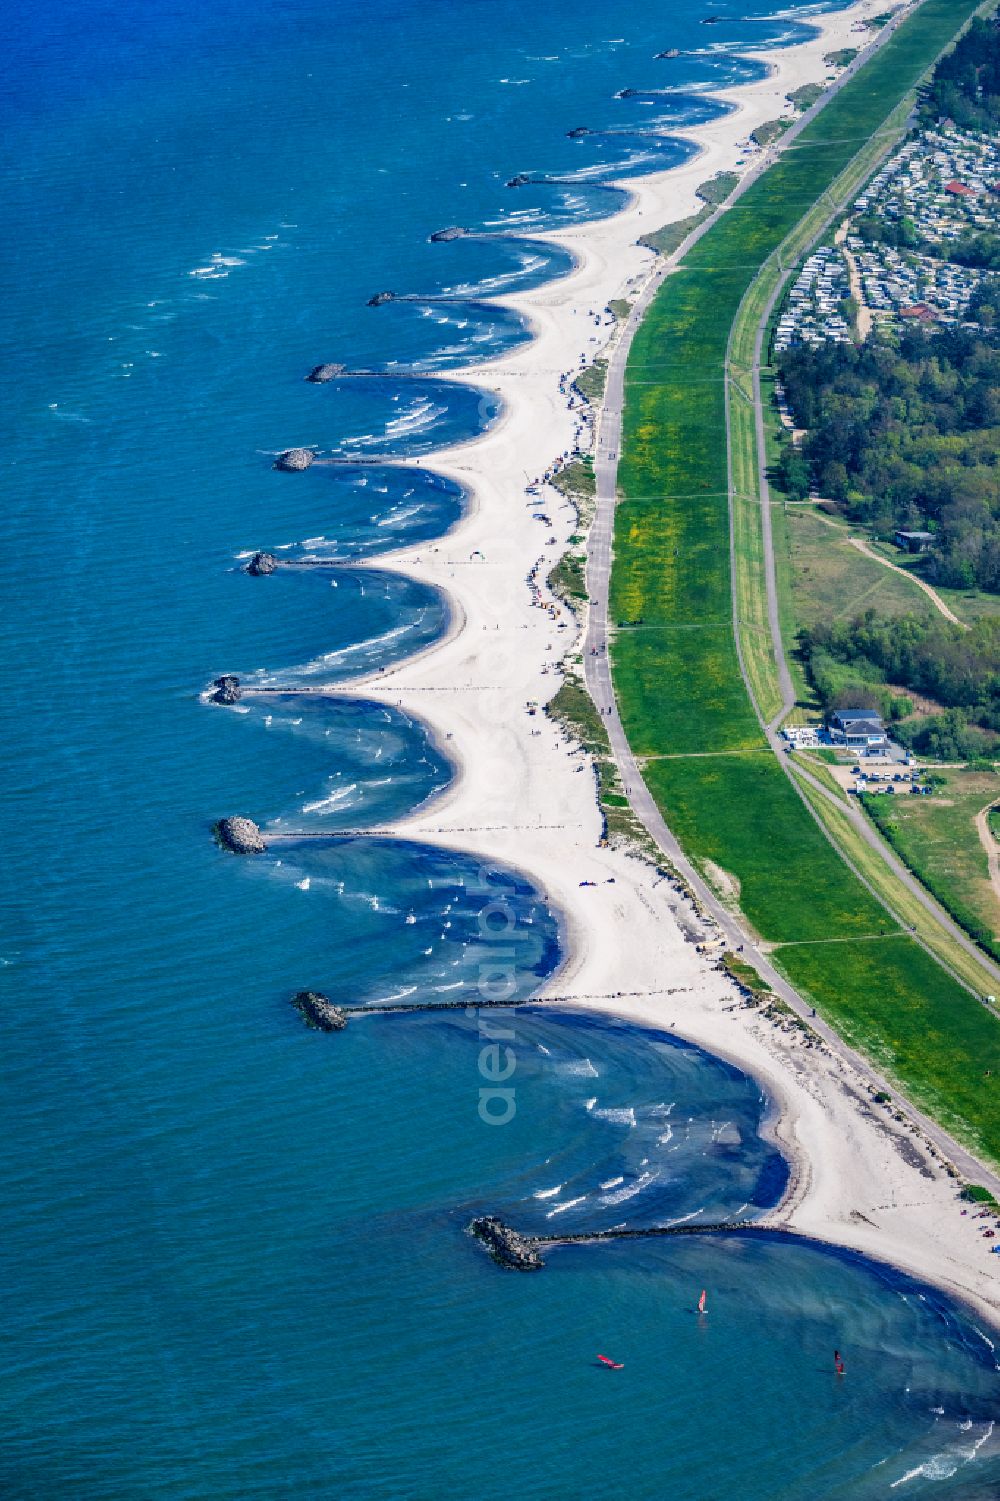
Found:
[5,0,1000,1494]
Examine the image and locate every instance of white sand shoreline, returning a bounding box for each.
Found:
[294,1,1000,1329]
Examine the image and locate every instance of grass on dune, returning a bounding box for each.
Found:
[643,753,893,945]
[616,383,727,507]
[639,206,711,258]
[777,936,1000,1161]
[610,490,731,628]
[613,628,761,756]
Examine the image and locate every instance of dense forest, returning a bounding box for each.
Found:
[968,275,1000,322]
[917,16,1000,133]
[778,328,1000,589]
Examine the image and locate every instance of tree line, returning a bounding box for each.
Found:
[918,16,1000,135]
[777,326,1000,590]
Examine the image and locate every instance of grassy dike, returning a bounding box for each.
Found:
[610,0,1000,1163]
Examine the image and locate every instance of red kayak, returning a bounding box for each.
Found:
[597,1354,624,1370]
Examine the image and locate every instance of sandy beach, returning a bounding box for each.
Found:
[308,0,1000,1328]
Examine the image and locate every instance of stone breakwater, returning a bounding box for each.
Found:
[211,674,242,705]
[429,226,471,242]
[274,448,315,471]
[291,990,348,1031]
[292,994,579,1027]
[270,988,693,1029]
[470,1216,545,1270]
[505,172,619,192]
[215,816,266,854]
[305,363,346,382]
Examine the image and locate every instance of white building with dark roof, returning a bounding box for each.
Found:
[828,709,887,748]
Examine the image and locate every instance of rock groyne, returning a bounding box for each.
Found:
[214,816,267,854]
[537,1219,761,1247]
[468,1215,775,1271]
[470,1216,545,1270]
[305,363,346,382]
[274,448,315,472]
[291,990,348,1031]
[211,674,241,705]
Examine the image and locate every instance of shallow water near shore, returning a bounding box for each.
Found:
[5,0,1000,1493]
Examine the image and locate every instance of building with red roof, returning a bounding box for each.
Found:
[900,303,939,321]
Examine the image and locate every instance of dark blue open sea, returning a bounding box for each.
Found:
[4,0,1000,1494]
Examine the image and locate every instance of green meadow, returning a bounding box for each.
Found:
[864,769,1000,963]
[613,628,760,755]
